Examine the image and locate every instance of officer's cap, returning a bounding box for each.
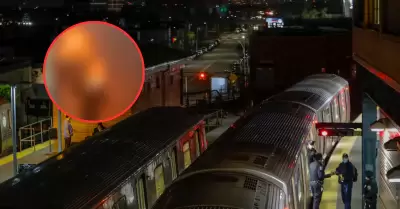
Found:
[366,171,374,178]
[342,153,349,158]
[314,153,323,160]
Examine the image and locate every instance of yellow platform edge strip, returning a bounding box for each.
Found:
[0,142,50,166]
[320,115,361,209]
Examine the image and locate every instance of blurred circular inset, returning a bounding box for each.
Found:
[43,21,145,123]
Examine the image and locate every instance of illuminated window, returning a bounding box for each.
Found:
[170,148,178,180]
[373,0,380,25]
[194,131,201,157]
[154,165,165,198]
[183,142,191,168]
[135,177,147,209]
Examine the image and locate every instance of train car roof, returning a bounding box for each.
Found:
[279,73,348,111]
[183,101,314,183]
[0,107,203,209]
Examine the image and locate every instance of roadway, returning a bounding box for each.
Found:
[183,32,247,94]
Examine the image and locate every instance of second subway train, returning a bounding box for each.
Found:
[152,74,351,209]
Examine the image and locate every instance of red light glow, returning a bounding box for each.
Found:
[321,130,328,136]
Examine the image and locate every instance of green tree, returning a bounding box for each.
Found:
[0,85,10,102]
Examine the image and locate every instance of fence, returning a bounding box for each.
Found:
[184,90,240,108]
[18,117,52,152]
[203,109,225,133]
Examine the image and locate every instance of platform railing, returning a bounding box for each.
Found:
[203,109,225,133]
[18,117,52,152]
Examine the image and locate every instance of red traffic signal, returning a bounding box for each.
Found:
[198,72,207,80]
[317,128,355,136]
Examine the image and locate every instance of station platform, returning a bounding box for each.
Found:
[206,114,240,144]
[321,115,362,209]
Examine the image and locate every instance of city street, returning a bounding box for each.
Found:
[183,32,248,95]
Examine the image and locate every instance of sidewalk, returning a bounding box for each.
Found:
[206,114,240,144]
[321,115,362,209]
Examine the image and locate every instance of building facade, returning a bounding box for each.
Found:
[353,0,400,208]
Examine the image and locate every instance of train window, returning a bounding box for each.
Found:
[323,106,332,123]
[183,142,191,168]
[136,175,147,209]
[170,148,178,180]
[339,91,346,122]
[154,165,165,198]
[194,130,201,157]
[331,97,340,122]
[112,196,127,209]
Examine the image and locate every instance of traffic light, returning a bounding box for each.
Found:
[317,128,356,136]
[198,72,207,80]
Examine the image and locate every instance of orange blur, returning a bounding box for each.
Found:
[44,22,144,122]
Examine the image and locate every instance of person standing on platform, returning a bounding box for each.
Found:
[64,115,74,149]
[309,153,332,209]
[93,122,106,135]
[364,171,378,209]
[333,153,358,209]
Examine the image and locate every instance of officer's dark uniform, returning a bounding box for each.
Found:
[364,171,378,209]
[335,153,357,209]
[309,153,331,209]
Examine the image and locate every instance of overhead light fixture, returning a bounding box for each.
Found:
[370,118,398,132]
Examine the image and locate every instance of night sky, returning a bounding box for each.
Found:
[0,0,64,7]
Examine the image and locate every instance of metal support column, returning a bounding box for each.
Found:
[57,109,62,152]
[362,93,377,208]
[10,85,18,176]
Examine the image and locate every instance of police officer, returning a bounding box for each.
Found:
[364,171,378,209]
[307,141,317,164]
[334,153,358,209]
[309,153,332,209]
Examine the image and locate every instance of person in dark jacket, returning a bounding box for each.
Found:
[364,170,378,209]
[309,153,332,209]
[334,153,358,209]
[93,123,106,135]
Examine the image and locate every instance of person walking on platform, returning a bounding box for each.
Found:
[333,153,358,209]
[309,153,332,209]
[364,171,378,209]
[64,115,74,149]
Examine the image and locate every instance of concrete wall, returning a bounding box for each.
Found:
[353,27,400,84]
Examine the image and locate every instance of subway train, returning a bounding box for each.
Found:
[0,107,208,209]
[152,74,351,209]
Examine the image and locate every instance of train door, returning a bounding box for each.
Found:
[170,147,178,180]
[136,175,147,209]
[182,142,191,169]
[331,95,340,146]
[322,105,332,155]
[194,130,201,157]
[154,165,165,198]
[339,89,347,122]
